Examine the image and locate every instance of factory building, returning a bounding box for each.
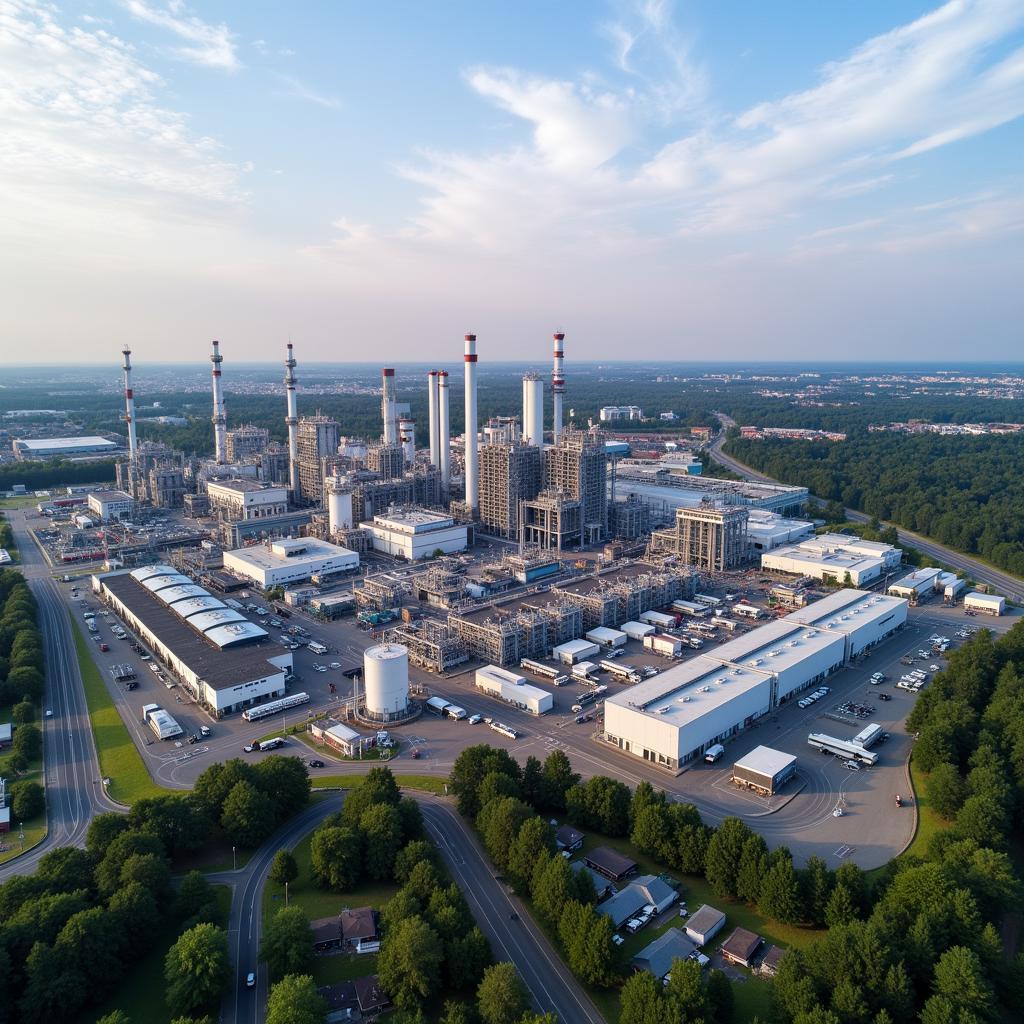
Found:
[261,442,291,486]
[731,747,798,796]
[14,436,119,460]
[224,537,359,588]
[599,406,643,421]
[366,443,405,481]
[207,479,289,522]
[541,431,608,545]
[614,467,808,516]
[147,467,186,509]
[648,502,749,571]
[521,491,583,551]
[93,565,292,716]
[362,509,468,560]
[603,590,907,771]
[746,510,815,553]
[964,592,1005,616]
[295,415,341,503]
[886,566,948,603]
[478,442,542,538]
[474,665,553,715]
[87,489,135,522]
[762,533,901,586]
[225,424,270,462]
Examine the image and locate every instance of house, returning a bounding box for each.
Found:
[685,904,726,946]
[630,874,679,915]
[597,874,679,928]
[632,927,698,980]
[318,981,359,1023]
[584,845,638,882]
[555,825,584,852]
[310,915,342,951]
[341,907,378,949]
[354,975,390,1016]
[757,945,786,977]
[720,927,763,968]
[569,860,611,901]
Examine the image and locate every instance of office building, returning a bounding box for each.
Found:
[87,489,135,522]
[224,537,359,588]
[362,509,469,560]
[762,533,901,585]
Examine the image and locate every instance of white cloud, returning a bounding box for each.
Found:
[252,37,268,55]
[118,0,240,71]
[273,72,341,110]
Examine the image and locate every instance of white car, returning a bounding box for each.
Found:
[329,662,341,669]
[612,934,625,946]
[468,714,482,724]
[314,664,327,673]
[798,698,810,708]
[45,709,53,718]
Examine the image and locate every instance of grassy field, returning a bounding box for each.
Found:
[0,807,46,865]
[313,773,448,795]
[0,495,40,509]
[72,619,168,805]
[84,885,232,1024]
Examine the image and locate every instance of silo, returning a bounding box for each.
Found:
[326,476,353,533]
[363,643,410,719]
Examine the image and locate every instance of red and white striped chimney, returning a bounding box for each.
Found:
[121,345,137,460]
[552,332,565,442]
[464,334,478,511]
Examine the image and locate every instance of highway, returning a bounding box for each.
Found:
[708,414,1024,602]
[214,792,602,1024]
[0,510,119,881]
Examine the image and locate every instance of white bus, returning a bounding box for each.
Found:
[807,732,878,765]
[307,641,328,655]
[242,691,310,722]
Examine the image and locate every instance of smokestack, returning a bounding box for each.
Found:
[399,418,416,466]
[381,368,397,444]
[438,370,450,489]
[464,334,479,512]
[210,339,227,464]
[522,373,543,446]
[284,342,299,497]
[427,371,439,468]
[121,346,137,461]
[552,332,565,443]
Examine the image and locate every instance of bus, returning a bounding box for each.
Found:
[807,732,878,765]
[307,641,328,655]
[694,594,722,608]
[242,691,310,722]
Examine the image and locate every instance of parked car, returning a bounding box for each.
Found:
[895,794,903,807]
[308,759,325,768]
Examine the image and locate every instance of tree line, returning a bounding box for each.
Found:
[725,433,1024,577]
[0,459,117,491]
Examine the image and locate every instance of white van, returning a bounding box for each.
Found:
[704,744,726,764]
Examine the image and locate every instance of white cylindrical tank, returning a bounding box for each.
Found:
[438,371,450,487]
[399,418,416,465]
[524,376,544,446]
[326,477,353,533]
[363,643,409,717]
[427,371,439,468]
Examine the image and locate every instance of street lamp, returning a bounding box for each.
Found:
[232,845,237,871]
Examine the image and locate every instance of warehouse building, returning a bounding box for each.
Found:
[964,592,1005,616]
[361,509,468,560]
[14,436,119,460]
[87,489,135,522]
[731,746,797,796]
[93,565,292,715]
[224,537,359,588]
[207,479,289,522]
[603,589,907,771]
[762,534,901,586]
[887,566,964,605]
[474,665,553,715]
[746,509,815,553]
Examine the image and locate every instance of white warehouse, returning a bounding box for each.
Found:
[362,509,468,560]
[224,537,359,588]
[475,665,553,715]
[761,534,901,586]
[603,589,907,771]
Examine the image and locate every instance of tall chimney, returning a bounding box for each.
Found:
[121,346,137,460]
[284,342,300,497]
[552,332,565,443]
[399,418,416,466]
[438,370,450,490]
[381,368,397,444]
[210,339,227,464]
[522,373,543,446]
[464,333,479,512]
[427,371,439,468]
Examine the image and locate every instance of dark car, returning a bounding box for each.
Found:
[307,759,325,769]
[188,734,199,744]
[876,693,891,701]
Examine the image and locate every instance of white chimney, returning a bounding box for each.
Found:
[121,346,137,460]
[381,368,397,444]
[284,342,299,497]
[464,333,479,511]
[210,339,227,464]
[399,418,416,466]
[552,332,565,443]
[438,370,450,489]
[427,371,439,468]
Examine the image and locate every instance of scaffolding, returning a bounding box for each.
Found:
[411,561,466,608]
[479,442,541,538]
[295,415,341,504]
[542,430,608,544]
[520,491,582,551]
[366,443,405,481]
[647,500,750,572]
[353,573,411,611]
[382,620,468,673]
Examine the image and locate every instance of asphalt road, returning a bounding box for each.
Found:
[0,511,119,881]
[213,791,602,1024]
[708,415,1024,602]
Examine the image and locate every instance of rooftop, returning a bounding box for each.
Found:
[721,926,763,962]
[632,928,697,979]
[16,436,117,451]
[686,904,725,935]
[584,845,638,879]
[226,537,356,569]
[208,478,284,494]
[785,589,907,631]
[733,745,798,779]
[89,489,133,502]
[371,509,457,531]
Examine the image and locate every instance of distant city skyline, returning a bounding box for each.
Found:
[1,0,1022,363]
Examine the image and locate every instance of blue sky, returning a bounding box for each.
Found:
[1,0,1022,364]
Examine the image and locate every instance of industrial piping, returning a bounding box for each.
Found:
[284,342,299,496]
[210,339,227,464]
[438,370,450,489]
[464,333,479,511]
[427,371,439,468]
[381,368,397,444]
[552,332,565,442]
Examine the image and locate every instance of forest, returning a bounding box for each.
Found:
[725,433,1024,577]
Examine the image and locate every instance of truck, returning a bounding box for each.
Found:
[704,743,726,763]
[520,658,564,680]
[807,732,878,765]
[694,594,722,608]
[600,659,642,683]
[142,704,184,740]
[307,641,328,655]
[712,616,738,631]
[852,723,883,749]
[672,599,710,617]
[489,721,519,739]
[258,737,285,751]
[570,686,607,713]
[733,603,764,620]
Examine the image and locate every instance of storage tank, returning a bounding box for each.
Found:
[363,643,410,718]
[326,476,353,533]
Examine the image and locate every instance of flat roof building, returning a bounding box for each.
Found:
[964,592,1005,616]
[746,509,815,553]
[93,565,291,715]
[762,533,901,586]
[224,537,359,588]
[474,665,553,715]
[87,489,134,522]
[362,509,468,560]
[604,590,907,771]
[731,746,798,796]
[14,436,118,459]
[583,846,637,881]
[207,479,289,522]
[887,566,946,603]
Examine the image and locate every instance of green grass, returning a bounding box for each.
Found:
[313,773,448,795]
[72,619,169,805]
[0,809,47,864]
[733,976,775,1024]
[84,885,232,1024]
[261,827,399,930]
[0,494,40,509]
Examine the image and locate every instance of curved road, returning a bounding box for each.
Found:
[709,415,1024,602]
[214,791,603,1024]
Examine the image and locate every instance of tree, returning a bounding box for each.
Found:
[800,855,833,927]
[266,974,327,1024]
[310,826,362,890]
[631,804,671,858]
[506,816,554,892]
[521,755,544,806]
[120,852,172,899]
[192,759,254,818]
[269,849,298,887]
[932,946,995,1021]
[11,700,35,724]
[928,763,967,820]
[176,871,218,923]
[477,796,533,871]
[476,963,530,1024]
[532,852,573,926]
[360,803,404,881]
[55,906,124,997]
[221,780,276,848]
[252,756,311,823]
[394,840,438,883]
[620,969,671,1024]
[705,968,735,1024]
[378,916,443,1009]
[19,940,84,1022]
[36,846,93,896]
[449,745,521,817]
[540,750,579,810]
[260,907,314,980]
[736,834,769,904]
[96,1013,131,1024]
[164,923,231,1016]
[110,881,161,947]
[444,926,492,990]
[704,818,751,898]
[95,831,167,897]
[12,723,41,761]
[824,882,858,928]
[759,854,802,924]
[341,766,402,825]
[477,771,522,809]
[665,957,705,1019]
[86,812,131,860]
[128,795,211,854]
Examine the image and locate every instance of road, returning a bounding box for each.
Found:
[708,414,1024,602]
[0,511,119,881]
[216,791,602,1024]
